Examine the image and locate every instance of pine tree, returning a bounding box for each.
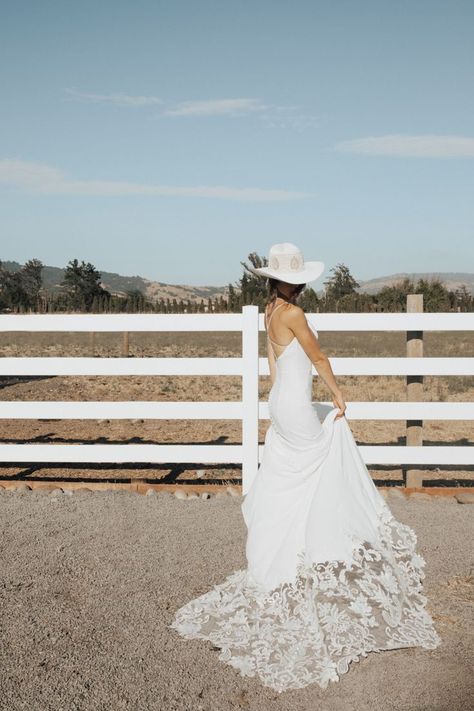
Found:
[323,263,360,300]
[61,259,109,312]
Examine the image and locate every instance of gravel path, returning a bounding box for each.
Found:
[0,488,472,711]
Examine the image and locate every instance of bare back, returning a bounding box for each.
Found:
[264,300,296,360]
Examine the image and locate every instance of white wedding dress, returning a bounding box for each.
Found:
[170,304,441,693]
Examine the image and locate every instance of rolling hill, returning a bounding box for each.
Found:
[1,260,473,302]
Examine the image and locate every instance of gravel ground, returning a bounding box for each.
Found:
[0,488,473,711]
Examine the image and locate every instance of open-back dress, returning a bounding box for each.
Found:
[169,303,441,693]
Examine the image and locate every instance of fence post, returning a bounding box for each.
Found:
[121,331,129,357]
[241,305,260,495]
[405,294,424,488]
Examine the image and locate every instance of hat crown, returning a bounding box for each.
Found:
[268,243,304,273]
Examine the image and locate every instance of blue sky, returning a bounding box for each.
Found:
[0,0,473,286]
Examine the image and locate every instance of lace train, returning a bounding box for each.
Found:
[169,506,441,693]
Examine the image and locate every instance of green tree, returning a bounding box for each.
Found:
[239,252,269,308]
[452,284,473,312]
[298,285,321,312]
[225,282,239,311]
[323,263,360,300]
[0,258,44,312]
[415,278,450,312]
[336,291,377,312]
[21,259,44,308]
[376,278,417,312]
[61,259,109,312]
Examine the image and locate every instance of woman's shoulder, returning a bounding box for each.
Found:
[284,302,305,318]
[283,304,311,331]
[285,302,303,313]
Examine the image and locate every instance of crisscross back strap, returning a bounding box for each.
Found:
[265,302,295,360]
[265,302,285,330]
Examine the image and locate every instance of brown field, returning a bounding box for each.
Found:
[0,330,473,487]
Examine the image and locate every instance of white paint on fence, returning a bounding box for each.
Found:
[0,307,473,490]
[1,311,473,331]
[0,443,471,466]
[0,356,472,376]
[0,400,471,420]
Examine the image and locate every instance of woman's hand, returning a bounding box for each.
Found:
[332,391,346,419]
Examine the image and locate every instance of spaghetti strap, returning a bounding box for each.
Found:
[265,302,295,359]
[266,301,285,328]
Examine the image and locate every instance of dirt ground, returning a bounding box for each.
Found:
[0,486,472,711]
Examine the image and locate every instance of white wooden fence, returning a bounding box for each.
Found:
[0,307,473,492]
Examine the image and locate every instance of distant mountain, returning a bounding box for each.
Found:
[355,272,474,295]
[2,260,473,301]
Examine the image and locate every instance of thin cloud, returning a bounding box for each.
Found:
[162,98,321,130]
[64,88,164,107]
[334,134,474,158]
[62,88,320,130]
[258,105,322,132]
[162,98,269,116]
[0,159,315,202]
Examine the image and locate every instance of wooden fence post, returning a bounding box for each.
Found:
[405,294,424,488]
[121,331,129,357]
[241,305,260,495]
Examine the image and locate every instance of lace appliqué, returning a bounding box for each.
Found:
[169,506,441,693]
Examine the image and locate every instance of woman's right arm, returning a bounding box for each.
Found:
[285,306,346,418]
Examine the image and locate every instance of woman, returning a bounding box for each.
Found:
[170,243,441,693]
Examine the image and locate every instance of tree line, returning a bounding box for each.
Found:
[0,255,472,314]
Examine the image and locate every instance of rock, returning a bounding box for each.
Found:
[49,488,63,497]
[454,492,474,505]
[408,492,433,502]
[201,492,211,500]
[145,489,157,497]
[195,470,206,479]
[174,490,188,500]
[13,483,31,492]
[63,489,74,497]
[187,492,199,499]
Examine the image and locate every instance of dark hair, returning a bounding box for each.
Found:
[267,278,306,307]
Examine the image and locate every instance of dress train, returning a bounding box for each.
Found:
[170,312,441,692]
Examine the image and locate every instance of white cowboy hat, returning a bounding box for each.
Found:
[248,242,325,284]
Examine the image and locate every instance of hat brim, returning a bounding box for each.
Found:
[248,260,325,284]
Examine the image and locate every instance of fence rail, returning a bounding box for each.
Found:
[0,311,472,331]
[1,306,473,490]
[0,356,473,376]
